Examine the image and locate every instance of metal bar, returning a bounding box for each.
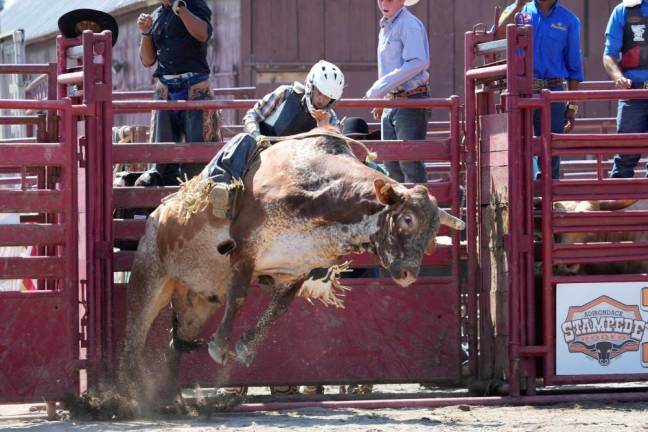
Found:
[475,39,508,56]
[0,137,37,143]
[0,190,63,212]
[0,224,65,246]
[229,392,648,412]
[546,88,648,102]
[463,29,479,381]
[550,180,648,201]
[446,95,463,380]
[540,91,556,393]
[0,99,67,110]
[465,64,508,81]
[0,143,66,166]
[0,257,66,279]
[0,116,42,125]
[111,140,453,163]
[552,133,648,149]
[112,87,257,100]
[113,219,146,240]
[57,71,84,87]
[113,97,455,112]
[553,274,648,284]
[553,212,648,232]
[0,64,53,74]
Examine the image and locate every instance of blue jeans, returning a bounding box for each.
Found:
[533,85,565,180]
[150,73,219,184]
[610,99,648,178]
[382,93,428,183]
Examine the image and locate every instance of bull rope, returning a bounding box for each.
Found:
[256,127,379,164]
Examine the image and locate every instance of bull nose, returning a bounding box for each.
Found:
[395,269,416,287]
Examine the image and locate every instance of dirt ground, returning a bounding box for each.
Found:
[2,384,648,431]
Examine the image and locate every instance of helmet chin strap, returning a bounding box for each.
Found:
[304,92,315,113]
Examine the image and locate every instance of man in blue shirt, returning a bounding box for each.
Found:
[366,0,430,184]
[603,0,648,178]
[496,0,584,179]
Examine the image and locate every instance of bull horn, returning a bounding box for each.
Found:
[439,208,465,230]
[599,200,638,211]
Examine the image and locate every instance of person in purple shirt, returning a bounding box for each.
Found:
[366,0,430,184]
[603,0,648,178]
[496,0,584,179]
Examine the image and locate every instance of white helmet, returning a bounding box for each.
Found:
[305,60,345,111]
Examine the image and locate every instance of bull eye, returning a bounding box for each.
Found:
[404,215,413,225]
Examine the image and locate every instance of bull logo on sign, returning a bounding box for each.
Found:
[570,340,637,366]
[561,296,645,366]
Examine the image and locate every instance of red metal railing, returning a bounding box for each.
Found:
[467,22,648,398]
[0,98,79,403]
[535,88,648,387]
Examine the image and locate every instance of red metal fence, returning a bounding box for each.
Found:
[466,23,648,398]
[5,20,648,406]
[0,97,79,403]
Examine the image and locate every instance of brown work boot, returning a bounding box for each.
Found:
[209,183,231,219]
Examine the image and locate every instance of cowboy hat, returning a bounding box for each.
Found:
[405,0,420,6]
[58,9,119,46]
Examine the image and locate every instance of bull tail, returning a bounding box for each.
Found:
[599,200,638,211]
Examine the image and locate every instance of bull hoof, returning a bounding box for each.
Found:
[208,340,228,366]
[234,341,254,368]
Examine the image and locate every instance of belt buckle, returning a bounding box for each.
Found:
[643,81,648,89]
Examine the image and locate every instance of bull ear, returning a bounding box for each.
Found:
[439,208,465,230]
[374,179,402,206]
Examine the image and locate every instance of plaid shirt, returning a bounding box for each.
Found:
[243,83,338,129]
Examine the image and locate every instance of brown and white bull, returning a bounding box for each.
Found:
[554,199,648,275]
[119,128,465,402]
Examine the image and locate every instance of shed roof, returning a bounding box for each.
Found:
[0,0,156,44]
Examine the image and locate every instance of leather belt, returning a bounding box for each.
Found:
[390,85,429,99]
[533,78,565,90]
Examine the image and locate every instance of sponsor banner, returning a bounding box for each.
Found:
[557,282,648,375]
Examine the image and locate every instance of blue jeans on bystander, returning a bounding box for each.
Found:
[382,93,429,183]
[610,98,648,178]
[533,85,565,180]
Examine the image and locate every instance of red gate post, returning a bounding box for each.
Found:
[464,23,537,396]
[55,29,115,390]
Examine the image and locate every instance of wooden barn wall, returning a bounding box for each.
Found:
[240,0,620,119]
